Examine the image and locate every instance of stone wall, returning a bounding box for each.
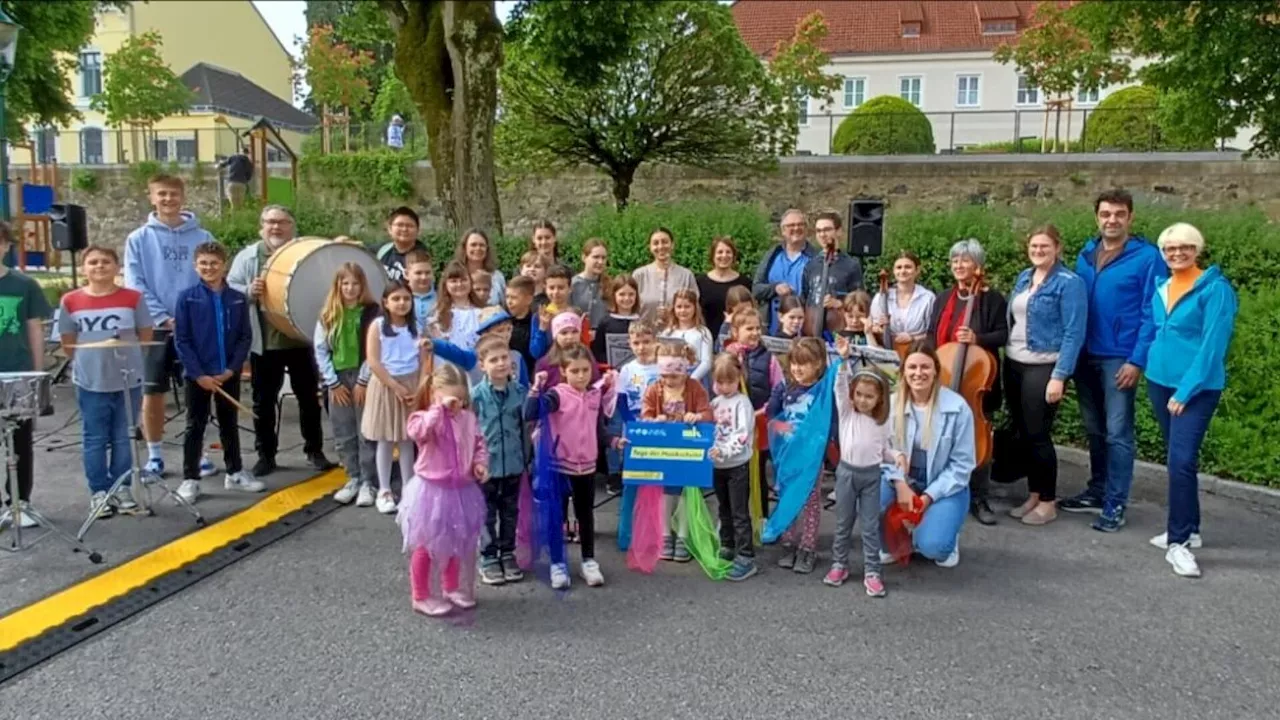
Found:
[16,153,1280,248]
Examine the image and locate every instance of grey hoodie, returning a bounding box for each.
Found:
[123,211,211,325]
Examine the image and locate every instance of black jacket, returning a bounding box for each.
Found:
[928,286,1008,418]
[800,250,864,308]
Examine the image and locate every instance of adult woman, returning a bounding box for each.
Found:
[530,219,560,264]
[632,227,698,323]
[928,239,1008,526]
[1144,223,1236,578]
[452,228,505,305]
[870,250,936,354]
[1004,226,1087,526]
[696,236,752,340]
[880,343,976,567]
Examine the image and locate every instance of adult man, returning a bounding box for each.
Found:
[752,209,816,334]
[1059,189,1166,532]
[227,205,334,476]
[376,206,428,283]
[218,145,253,209]
[800,211,864,334]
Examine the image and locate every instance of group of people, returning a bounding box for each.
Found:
[0,180,1236,618]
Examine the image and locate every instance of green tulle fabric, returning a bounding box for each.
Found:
[682,486,735,580]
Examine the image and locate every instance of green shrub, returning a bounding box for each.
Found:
[128,160,162,189]
[204,199,364,253]
[1080,86,1214,152]
[70,169,100,194]
[298,149,415,201]
[832,95,935,155]
[960,137,1077,154]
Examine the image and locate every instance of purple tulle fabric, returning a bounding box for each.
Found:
[396,417,486,559]
[515,471,535,570]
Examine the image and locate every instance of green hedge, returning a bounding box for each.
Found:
[832,95,936,155]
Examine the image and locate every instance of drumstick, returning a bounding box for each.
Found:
[213,385,258,419]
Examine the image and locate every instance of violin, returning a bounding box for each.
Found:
[879,269,912,362]
[803,249,840,338]
[936,271,996,467]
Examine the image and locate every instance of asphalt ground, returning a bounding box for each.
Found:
[2,387,1279,719]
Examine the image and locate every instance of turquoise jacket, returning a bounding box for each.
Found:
[471,376,529,479]
[889,386,976,502]
[1145,265,1237,404]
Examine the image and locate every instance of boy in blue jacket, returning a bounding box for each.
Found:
[470,334,529,586]
[174,242,261,504]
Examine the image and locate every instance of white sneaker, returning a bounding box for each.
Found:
[225,470,266,493]
[333,479,360,504]
[878,550,898,566]
[375,490,398,515]
[935,547,960,568]
[90,491,115,519]
[581,559,604,587]
[199,456,218,478]
[1166,543,1201,578]
[177,479,201,504]
[356,483,376,507]
[1150,532,1203,550]
[550,563,571,590]
[112,486,140,514]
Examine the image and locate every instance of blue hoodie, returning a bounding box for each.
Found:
[1074,235,1168,368]
[1145,266,1237,404]
[123,212,212,326]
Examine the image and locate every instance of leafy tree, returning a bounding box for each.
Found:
[498,2,840,210]
[297,23,373,151]
[89,30,193,159]
[303,1,393,119]
[0,1,127,143]
[370,63,413,123]
[1065,0,1278,156]
[380,0,504,232]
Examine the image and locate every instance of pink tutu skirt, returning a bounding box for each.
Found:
[396,474,486,559]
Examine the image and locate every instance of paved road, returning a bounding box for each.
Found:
[3,389,1280,719]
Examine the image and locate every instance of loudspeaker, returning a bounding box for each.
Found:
[847,199,884,257]
[49,203,89,252]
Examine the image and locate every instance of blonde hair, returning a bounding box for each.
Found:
[894,342,942,449]
[319,263,373,342]
[662,288,706,333]
[787,337,828,377]
[657,337,696,365]
[711,352,743,386]
[418,361,470,412]
[729,306,763,343]
[475,334,509,362]
[1157,222,1205,252]
[435,261,484,332]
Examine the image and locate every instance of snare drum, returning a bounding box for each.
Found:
[0,371,53,419]
[261,237,389,342]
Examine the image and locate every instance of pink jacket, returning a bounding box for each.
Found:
[406,405,489,486]
[525,375,618,476]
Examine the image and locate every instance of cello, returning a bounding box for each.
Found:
[803,249,838,338]
[936,270,996,467]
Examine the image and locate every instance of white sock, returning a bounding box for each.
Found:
[397,442,415,486]
[148,442,163,461]
[375,441,394,493]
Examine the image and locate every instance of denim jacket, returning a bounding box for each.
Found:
[888,387,976,502]
[1008,263,1089,380]
[471,377,529,479]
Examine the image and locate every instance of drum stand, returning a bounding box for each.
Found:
[76,362,205,542]
[1,412,103,563]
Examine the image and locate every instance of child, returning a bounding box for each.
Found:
[362,281,431,515]
[608,320,660,495]
[716,285,755,352]
[724,308,785,517]
[399,363,489,617]
[535,311,599,389]
[542,263,592,345]
[470,269,493,312]
[59,245,153,517]
[471,335,528,586]
[531,219,561,264]
[571,239,610,330]
[591,275,641,365]
[432,260,483,351]
[429,306,531,386]
[709,353,757,581]
[314,262,380,506]
[838,291,878,348]
[505,275,539,372]
[766,337,832,574]
[826,335,900,597]
[525,346,619,589]
[641,339,713,562]
[376,206,429,283]
[172,242,261,504]
[659,289,714,383]
[776,295,805,341]
[518,250,549,312]
[404,249,437,335]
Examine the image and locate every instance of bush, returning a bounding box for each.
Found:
[1081,86,1215,152]
[69,169,100,194]
[832,95,935,155]
[298,149,415,202]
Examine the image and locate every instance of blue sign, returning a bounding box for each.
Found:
[622,421,715,488]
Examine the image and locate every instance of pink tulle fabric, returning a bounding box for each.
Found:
[515,471,536,570]
[627,485,665,573]
[397,418,487,559]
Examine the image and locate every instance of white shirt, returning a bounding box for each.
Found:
[711,393,754,468]
[375,318,420,376]
[1006,288,1059,365]
[870,284,936,337]
[834,364,898,467]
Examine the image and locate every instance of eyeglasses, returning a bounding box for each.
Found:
[1162,245,1197,256]
[815,226,837,234]
[263,218,294,226]
[782,223,806,230]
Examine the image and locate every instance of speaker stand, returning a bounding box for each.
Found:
[69,249,77,287]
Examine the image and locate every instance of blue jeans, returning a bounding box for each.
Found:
[77,386,142,494]
[1148,383,1220,546]
[1074,355,1136,508]
[879,478,969,561]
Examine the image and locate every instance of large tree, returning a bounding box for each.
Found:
[380,0,503,232]
[499,1,839,210]
[298,23,373,151]
[1066,0,1280,156]
[303,1,393,119]
[90,30,193,158]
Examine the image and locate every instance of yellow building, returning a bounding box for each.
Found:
[11,0,315,167]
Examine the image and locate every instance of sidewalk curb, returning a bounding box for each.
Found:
[1055,445,1280,511]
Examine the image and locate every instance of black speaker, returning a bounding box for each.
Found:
[847,199,884,257]
[49,203,89,252]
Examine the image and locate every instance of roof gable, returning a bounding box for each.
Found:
[180,62,318,130]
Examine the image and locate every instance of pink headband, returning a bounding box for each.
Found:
[551,312,582,336]
[658,356,689,375]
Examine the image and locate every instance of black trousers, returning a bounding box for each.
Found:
[2,419,33,503]
[481,474,520,562]
[184,377,243,479]
[714,463,754,558]
[558,472,596,560]
[1004,358,1061,500]
[251,348,324,459]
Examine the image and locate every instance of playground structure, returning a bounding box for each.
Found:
[214,116,299,213]
[7,145,60,271]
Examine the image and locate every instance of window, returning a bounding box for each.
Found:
[899,76,922,107]
[152,138,169,161]
[79,51,102,97]
[842,77,866,109]
[981,19,1017,35]
[902,22,921,38]
[1016,75,1040,105]
[35,127,57,163]
[176,138,198,163]
[80,128,104,164]
[956,75,980,107]
[1077,86,1101,104]
[266,146,285,163]
[796,93,809,126]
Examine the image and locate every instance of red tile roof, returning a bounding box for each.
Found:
[731,0,1044,57]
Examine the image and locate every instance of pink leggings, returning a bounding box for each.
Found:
[408,547,476,601]
[781,485,822,552]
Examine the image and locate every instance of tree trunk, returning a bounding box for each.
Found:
[390,0,503,232]
[611,164,637,212]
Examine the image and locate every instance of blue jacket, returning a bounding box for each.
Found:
[889,386,976,502]
[1145,266,1237,404]
[752,243,817,333]
[1008,263,1089,380]
[471,377,530,479]
[174,282,252,380]
[1074,235,1168,368]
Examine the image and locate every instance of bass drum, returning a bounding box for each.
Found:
[262,237,389,342]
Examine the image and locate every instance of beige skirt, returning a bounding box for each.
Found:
[360,370,420,442]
